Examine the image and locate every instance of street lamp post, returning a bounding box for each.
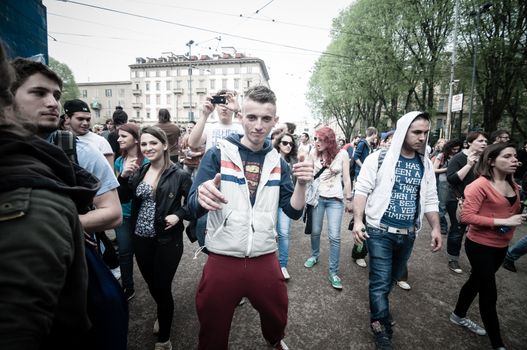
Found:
[445,0,459,141]
[468,2,492,132]
[186,40,195,121]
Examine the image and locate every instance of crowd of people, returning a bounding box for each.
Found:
[1,40,526,350]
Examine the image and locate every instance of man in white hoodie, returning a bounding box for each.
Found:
[352,111,442,350]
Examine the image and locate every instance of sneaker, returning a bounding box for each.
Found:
[154,340,172,350]
[111,267,121,280]
[355,258,367,268]
[396,281,411,291]
[371,321,393,350]
[449,312,486,336]
[153,319,159,335]
[448,260,463,274]
[281,267,290,280]
[124,287,135,301]
[328,273,343,290]
[304,256,318,268]
[268,339,289,350]
[502,258,517,272]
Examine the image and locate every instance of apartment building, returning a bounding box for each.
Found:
[128,52,270,124]
[77,81,134,124]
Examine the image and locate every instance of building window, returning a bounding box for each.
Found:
[146,95,151,104]
[145,82,150,91]
[166,94,172,105]
[146,112,151,119]
[166,80,171,90]
[222,79,227,89]
[166,70,171,77]
[176,80,182,89]
[247,66,252,73]
[156,70,160,77]
[81,89,88,98]
[119,89,125,97]
[135,83,139,90]
[222,67,228,75]
[105,89,112,97]
[234,79,240,90]
[234,66,240,74]
[210,79,215,90]
[156,95,161,104]
[199,79,205,88]
[438,98,446,113]
[176,68,181,76]
[118,100,124,108]
[136,110,140,119]
[156,81,160,91]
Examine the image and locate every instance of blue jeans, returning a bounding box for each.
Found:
[437,179,449,233]
[507,234,527,261]
[310,197,344,274]
[196,214,208,247]
[276,207,292,267]
[366,226,416,324]
[114,216,134,290]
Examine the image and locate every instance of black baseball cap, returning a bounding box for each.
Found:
[64,99,90,114]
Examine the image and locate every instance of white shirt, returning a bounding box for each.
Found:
[78,131,114,155]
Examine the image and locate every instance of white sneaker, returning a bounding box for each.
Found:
[281,267,290,280]
[355,258,367,268]
[397,280,411,290]
[153,319,159,335]
[154,340,172,350]
[111,267,121,280]
[268,339,289,350]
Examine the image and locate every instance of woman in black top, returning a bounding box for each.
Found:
[446,131,488,274]
[119,126,192,350]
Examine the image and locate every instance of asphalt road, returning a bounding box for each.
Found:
[127,212,527,349]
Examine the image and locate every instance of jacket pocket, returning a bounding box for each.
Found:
[0,188,30,222]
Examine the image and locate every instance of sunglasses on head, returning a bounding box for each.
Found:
[280,141,294,147]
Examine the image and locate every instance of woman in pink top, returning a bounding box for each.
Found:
[450,143,524,350]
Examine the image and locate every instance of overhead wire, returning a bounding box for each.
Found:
[54,0,349,59]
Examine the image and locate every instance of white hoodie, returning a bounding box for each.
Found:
[354,111,439,232]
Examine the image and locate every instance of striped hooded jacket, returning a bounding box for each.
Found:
[188,134,303,258]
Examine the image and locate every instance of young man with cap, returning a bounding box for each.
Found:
[63,99,114,167]
[352,111,442,350]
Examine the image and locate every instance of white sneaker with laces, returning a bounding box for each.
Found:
[449,312,486,335]
[281,267,290,280]
[355,258,367,268]
[154,339,172,350]
[397,281,411,290]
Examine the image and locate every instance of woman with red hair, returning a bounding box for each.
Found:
[304,127,353,290]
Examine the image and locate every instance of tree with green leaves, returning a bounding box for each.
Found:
[49,57,80,102]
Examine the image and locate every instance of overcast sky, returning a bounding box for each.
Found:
[44,0,352,123]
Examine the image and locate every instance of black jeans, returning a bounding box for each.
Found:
[454,238,507,349]
[446,200,467,260]
[133,235,183,342]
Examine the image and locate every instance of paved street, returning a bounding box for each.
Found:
[128,212,527,349]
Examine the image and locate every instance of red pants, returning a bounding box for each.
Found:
[196,252,288,350]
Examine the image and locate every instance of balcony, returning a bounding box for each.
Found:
[132,89,142,95]
[182,102,197,109]
[173,88,184,95]
[196,87,207,94]
[132,102,143,109]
